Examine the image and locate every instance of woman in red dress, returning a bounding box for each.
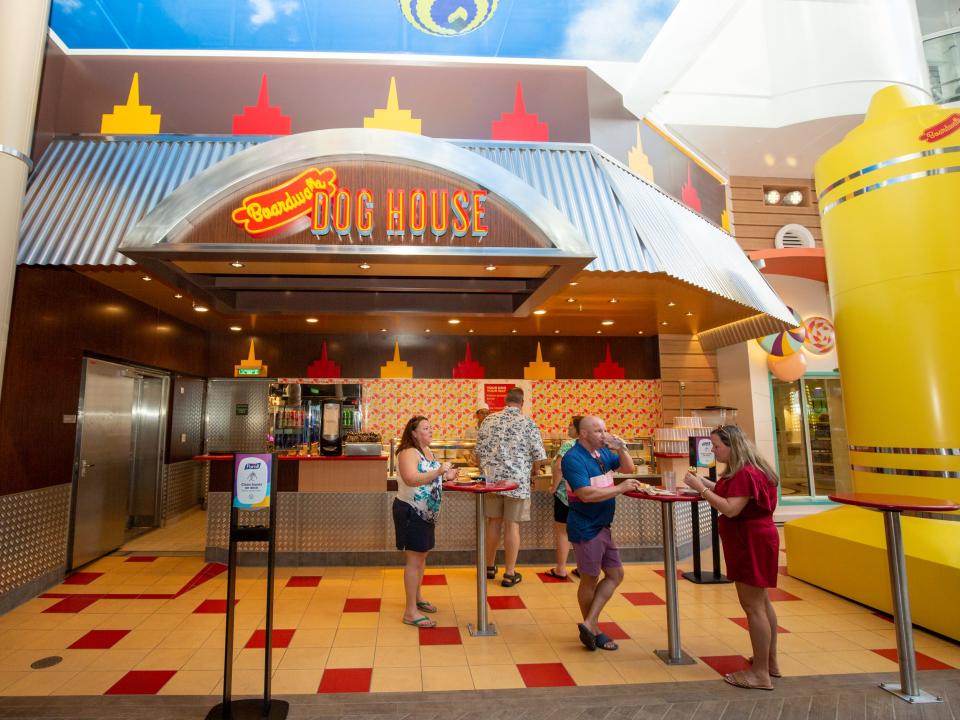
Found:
[684,425,780,691]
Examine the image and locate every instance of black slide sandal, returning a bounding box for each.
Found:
[577,623,597,651]
[594,632,618,651]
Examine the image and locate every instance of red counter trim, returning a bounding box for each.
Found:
[192,455,386,462]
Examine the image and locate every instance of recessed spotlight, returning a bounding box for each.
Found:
[380,328,387,332]
[661,321,668,326]
[468,329,475,333]
[566,298,576,303]
[358,262,371,270]
[511,329,517,334]
[667,301,676,307]
[306,318,319,324]
[609,298,618,304]
[229,326,242,332]
[174,293,183,299]
[533,310,546,316]
[685,311,693,317]
[554,329,560,334]
[141,276,152,282]
[782,190,804,206]
[764,189,782,205]
[596,330,602,334]
[425,329,431,333]
[601,320,614,326]
[485,264,496,271]
[193,305,209,313]
[637,330,644,335]
[448,319,461,325]
[230,261,244,269]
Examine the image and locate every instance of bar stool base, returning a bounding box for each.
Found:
[879,683,943,704]
[654,649,696,666]
[468,622,498,637]
[681,571,731,585]
[205,699,290,720]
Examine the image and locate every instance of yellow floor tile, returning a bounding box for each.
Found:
[51,669,128,696]
[419,645,468,667]
[157,669,222,695]
[333,626,379,647]
[112,629,170,650]
[496,624,548,644]
[158,629,215,649]
[214,668,264,695]
[665,662,726,682]
[373,645,420,668]
[370,667,421,693]
[233,648,284,670]
[85,648,151,671]
[0,671,31,693]
[464,642,514,665]
[374,624,420,647]
[508,643,560,664]
[279,647,329,670]
[421,665,474,691]
[133,646,197,671]
[469,663,524,689]
[325,645,375,669]
[610,658,674,683]
[793,631,866,652]
[3,671,79,696]
[491,609,535,626]
[290,628,337,648]
[183,647,230,671]
[272,668,325,694]
[564,660,626,686]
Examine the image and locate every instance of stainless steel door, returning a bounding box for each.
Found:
[72,358,136,568]
[128,375,169,529]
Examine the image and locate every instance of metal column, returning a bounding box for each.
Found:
[468,493,497,637]
[655,501,695,665]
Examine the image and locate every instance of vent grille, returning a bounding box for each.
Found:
[775,224,815,249]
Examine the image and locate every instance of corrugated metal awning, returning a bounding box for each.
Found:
[17,135,792,325]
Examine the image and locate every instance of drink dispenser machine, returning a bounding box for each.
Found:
[320,399,343,456]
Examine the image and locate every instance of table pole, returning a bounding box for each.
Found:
[878,510,941,703]
[468,493,497,637]
[654,501,694,665]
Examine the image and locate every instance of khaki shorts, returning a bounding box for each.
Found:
[484,494,531,522]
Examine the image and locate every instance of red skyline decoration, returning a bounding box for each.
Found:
[232,74,292,135]
[593,344,626,379]
[491,82,549,142]
[452,343,486,379]
[307,342,341,378]
[680,164,702,213]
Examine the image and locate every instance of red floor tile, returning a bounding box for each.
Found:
[767,588,802,601]
[105,670,176,695]
[286,576,322,588]
[343,598,381,613]
[653,569,685,580]
[419,626,462,646]
[44,595,101,613]
[729,617,789,634]
[621,592,665,606]
[124,556,157,563]
[537,571,572,584]
[63,572,103,586]
[421,574,447,585]
[245,629,296,649]
[597,622,629,640]
[174,563,227,596]
[193,599,239,614]
[317,668,372,693]
[872,648,954,670]
[699,655,751,676]
[69,629,131,649]
[778,565,790,577]
[517,662,576,688]
[487,596,526,610]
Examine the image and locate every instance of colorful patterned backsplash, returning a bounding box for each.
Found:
[314,378,661,440]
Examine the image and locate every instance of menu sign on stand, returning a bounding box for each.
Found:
[483,383,515,411]
[682,437,730,586]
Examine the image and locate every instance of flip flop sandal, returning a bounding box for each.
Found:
[543,569,570,580]
[577,623,597,651]
[486,565,498,579]
[403,616,437,628]
[594,632,619,651]
[748,656,782,678]
[571,569,581,578]
[723,671,774,691]
[501,572,522,587]
[416,601,438,613]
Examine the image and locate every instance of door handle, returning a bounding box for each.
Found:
[80,461,95,476]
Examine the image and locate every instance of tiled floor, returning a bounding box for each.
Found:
[120,509,207,554]
[2,545,958,699]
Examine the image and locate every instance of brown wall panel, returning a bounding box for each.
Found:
[658,333,717,425]
[0,268,209,496]
[728,176,821,251]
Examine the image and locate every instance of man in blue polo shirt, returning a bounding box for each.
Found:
[561,415,641,652]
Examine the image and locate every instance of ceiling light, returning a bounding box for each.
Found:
[230,261,244,268]
[554,329,560,334]
[306,318,319,324]
[358,262,371,270]
[533,309,546,315]
[173,293,183,299]
[637,330,644,335]
[667,301,676,307]
[468,329,475,333]
[448,319,461,325]
[141,276,152,282]
[596,330,602,334]
[511,329,517,334]
[782,190,804,206]
[609,298,618,304]
[380,328,387,332]
[229,326,242,332]
[568,281,578,286]
[193,305,208,313]
[685,311,693,317]
[485,264,496,271]
[566,298,576,303]
[601,320,614,326]
[425,328,431,333]
[661,321,668,326]
[764,189,781,205]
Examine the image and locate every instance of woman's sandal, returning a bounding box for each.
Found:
[577,623,597,651]
[486,565,498,579]
[402,616,437,628]
[594,632,618,651]
[501,572,522,587]
[543,569,570,581]
[747,657,782,678]
[724,671,774,691]
[571,568,581,579]
[416,601,438,613]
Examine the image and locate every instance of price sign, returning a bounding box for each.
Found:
[233,453,272,509]
[689,436,716,468]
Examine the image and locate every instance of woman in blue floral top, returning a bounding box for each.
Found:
[544,416,582,580]
[394,415,458,628]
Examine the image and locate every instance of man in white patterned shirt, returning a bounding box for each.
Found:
[476,387,547,587]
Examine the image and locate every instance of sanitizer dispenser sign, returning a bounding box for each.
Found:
[234,453,272,509]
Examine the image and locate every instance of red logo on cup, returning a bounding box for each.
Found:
[918,113,960,143]
[232,167,337,238]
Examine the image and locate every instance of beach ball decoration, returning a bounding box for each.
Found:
[400,0,499,36]
[803,316,836,355]
[767,350,807,382]
[756,307,806,357]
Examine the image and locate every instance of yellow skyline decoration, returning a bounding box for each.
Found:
[100,73,162,135]
[523,342,556,380]
[234,339,268,377]
[380,341,414,378]
[363,77,422,134]
[721,208,731,233]
[628,123,655,183]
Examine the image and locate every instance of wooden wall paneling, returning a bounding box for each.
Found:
[657,333,718,425]
[728,176,821,251]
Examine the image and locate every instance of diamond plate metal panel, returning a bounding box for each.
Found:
[275,493,298,552]
[161,461,203,522]
[299,493,388,551]
[434,491,476,550]
[0,484,71,596]
[205,379,271,453]
[206,492,231,549]
[169,376,205,462]
[519,492,555,549]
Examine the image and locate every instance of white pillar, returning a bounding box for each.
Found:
[0,1,50,398]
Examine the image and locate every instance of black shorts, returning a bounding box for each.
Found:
[393,498,436,553]
[553,495,569,523]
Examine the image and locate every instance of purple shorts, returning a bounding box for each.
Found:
[571,527,622,577]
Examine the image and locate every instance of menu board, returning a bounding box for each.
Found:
[233,453,272,509]
[483,383,515,411]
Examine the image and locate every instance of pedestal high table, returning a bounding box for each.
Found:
[624,488,702,665]
[828,492,959,704]
[442,480,519,637]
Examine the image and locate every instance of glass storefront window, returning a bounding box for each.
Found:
[771,375,851,498]
[924,30,960,104]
